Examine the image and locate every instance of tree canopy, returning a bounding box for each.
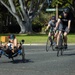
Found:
[0,0,75,33]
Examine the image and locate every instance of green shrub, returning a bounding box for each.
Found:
[32,12,56,32]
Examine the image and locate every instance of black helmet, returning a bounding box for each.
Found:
[51,16,56,20]
[63,7,70,14]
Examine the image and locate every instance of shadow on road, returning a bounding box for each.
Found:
[64,53,75,56]
[0,59,34,64]
[12,59,34,64]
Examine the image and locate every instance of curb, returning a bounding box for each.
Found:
[23,43,75,46]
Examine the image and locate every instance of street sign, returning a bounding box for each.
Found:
[46,8,63,12]
[46,8,55,11]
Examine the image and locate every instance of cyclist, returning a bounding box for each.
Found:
[0,34,23,58]
[45,16,58,45]
[3,34,21,53]
[54,7,72,49]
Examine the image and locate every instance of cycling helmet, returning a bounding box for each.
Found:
[8,34,15,39]
[51,16,56,20]
[63,7,70,14]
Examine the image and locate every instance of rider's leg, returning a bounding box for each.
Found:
[12,38,18,53]
[18,43,21,49]
[48,32,53,45]
[48,32,51,38]
[48,32,51,40]
[63,32,67,45]
[56,31,62,46]
[54,31,58,43]
[63,32,68,49]
[63,27,70,49]
[55,23,63,48]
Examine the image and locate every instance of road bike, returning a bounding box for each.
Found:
[46,30,56,51]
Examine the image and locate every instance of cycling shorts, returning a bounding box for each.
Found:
[49,27,58,33]
[58,23,70,33]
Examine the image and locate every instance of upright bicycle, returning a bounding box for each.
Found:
[46,30,56,51]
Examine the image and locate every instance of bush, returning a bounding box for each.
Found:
[32,24,42,32]
[32,12,52,32]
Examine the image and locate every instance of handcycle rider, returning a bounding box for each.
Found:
[54,7,72,49]
[0,34,22,57]
[45,16,58,45]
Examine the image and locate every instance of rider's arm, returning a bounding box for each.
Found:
[47,23,51,30]
[55,19,61,30]
[45,23,51,31]
[13,38,18,47]
[68,20,71,30]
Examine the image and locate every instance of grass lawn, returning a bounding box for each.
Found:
[67,34,75,43]
[0,33,75,44]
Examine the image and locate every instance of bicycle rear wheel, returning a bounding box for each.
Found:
[46,38,51,52]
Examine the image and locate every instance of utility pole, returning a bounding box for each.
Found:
[56,4,58,20]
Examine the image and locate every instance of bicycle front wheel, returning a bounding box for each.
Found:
[22,45,25,63]
[46,38,51,52]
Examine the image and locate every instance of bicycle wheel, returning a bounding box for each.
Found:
[22,45,25,62]
[52,41,56,51]
[57,34,63,56]
[61,49,63,55]
[60,35,63,56]
[46,38,51,52]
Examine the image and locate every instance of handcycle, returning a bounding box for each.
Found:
[0,40,25,62]
[46,29,56,51]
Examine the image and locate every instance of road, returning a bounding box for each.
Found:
[0,44,75,75]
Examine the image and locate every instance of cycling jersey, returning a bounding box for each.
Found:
[58,13,72,33]
[59,13,72,26]
[48,20,58,32]
[48,20,56,27]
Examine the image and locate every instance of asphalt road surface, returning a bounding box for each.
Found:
[0,44,75,75]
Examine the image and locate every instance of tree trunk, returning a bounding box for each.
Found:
[0,0,45,34]
[16,17,32,33]
[16,18,25,33]
[26,20,33,33]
